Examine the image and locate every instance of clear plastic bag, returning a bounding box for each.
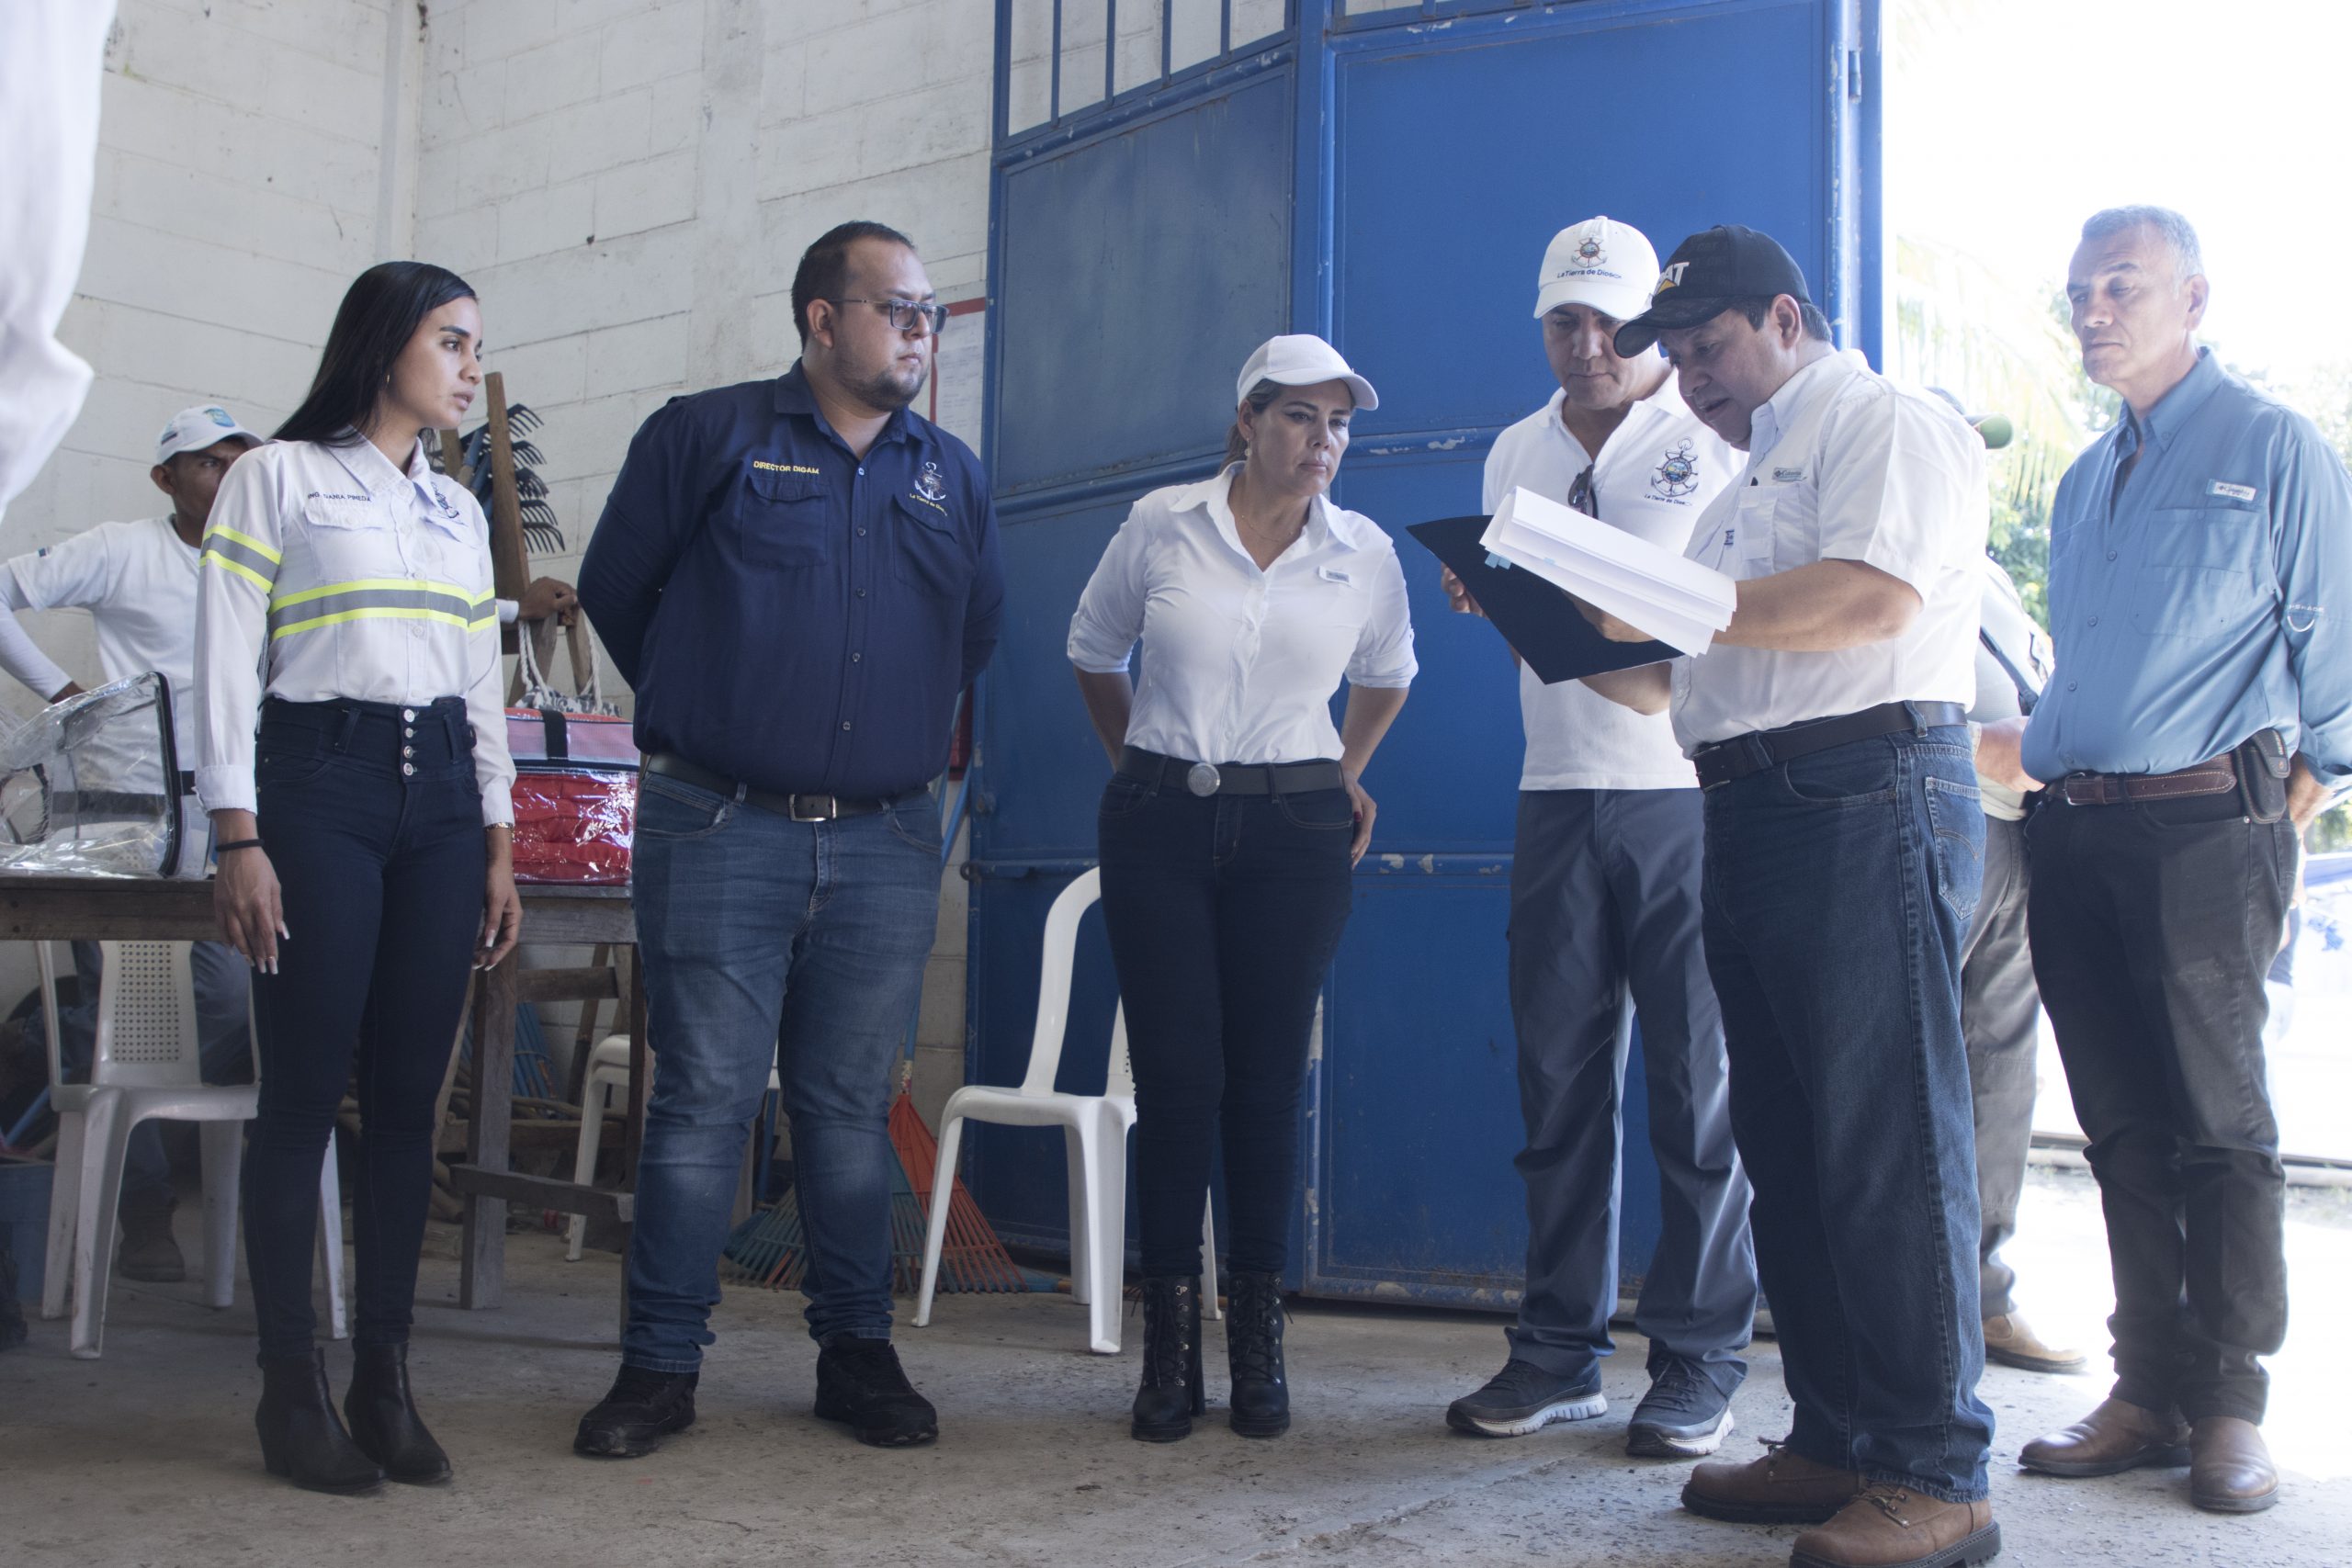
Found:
[0,671,187,879]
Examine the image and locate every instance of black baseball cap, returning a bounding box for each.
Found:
[1612,225,1814,356]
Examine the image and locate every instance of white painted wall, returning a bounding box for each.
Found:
[0,0,1001,1045]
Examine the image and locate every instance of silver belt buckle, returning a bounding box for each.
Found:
[789,794,839,822]
[1185,761,1221,797]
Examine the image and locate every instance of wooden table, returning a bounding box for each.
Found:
[0,874,642,1311]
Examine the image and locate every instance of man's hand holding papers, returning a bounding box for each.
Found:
[1479,486,1736,655]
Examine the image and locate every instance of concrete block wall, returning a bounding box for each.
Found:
[2,0,1001,1103]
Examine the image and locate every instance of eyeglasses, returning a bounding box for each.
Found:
[829,298,950,335]
[1567,462,1599,519]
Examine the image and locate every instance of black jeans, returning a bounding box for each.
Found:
[2026,794,2292,1424]
[1097,775,1355,1279]
[243,697,485,1358]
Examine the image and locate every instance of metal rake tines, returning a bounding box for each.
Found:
[503,401,543,434]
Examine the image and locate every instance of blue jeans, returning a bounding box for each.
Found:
[620,773,944,1371]
[1699,726,1993,1503]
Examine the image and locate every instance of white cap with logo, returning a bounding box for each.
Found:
[154,403,262,466]
[1235,333,1379,412]
[1532,216,1659,324]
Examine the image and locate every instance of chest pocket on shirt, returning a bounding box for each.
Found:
[2130,504,2266,639]
[891,492,970,598]
[300,495,407,579]
[738,467,831,570]
[1725,484,1786,576]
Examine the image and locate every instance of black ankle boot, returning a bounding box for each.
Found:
[1226,1270,1290,1438]
[1131,1276,1205,1442]
[254,1348,384,1495]
[345,1341,452,1483]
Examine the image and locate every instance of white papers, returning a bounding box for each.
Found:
[1480,486,1738,654]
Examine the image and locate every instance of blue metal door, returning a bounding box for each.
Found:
[970,0,1881,1306]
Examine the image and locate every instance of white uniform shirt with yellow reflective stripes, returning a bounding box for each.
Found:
[193,434,515,825]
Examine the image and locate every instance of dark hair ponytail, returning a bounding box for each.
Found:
[1223,378,1283,468]
[275,261,477,446]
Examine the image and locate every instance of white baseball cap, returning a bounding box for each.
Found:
[1235,333,1379,412]
[1532,216,1659,324]
[153,403,262,466]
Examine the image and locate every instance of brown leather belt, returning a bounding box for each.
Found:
[2055,754,2237,807]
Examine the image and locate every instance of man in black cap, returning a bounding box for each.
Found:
[1579,226,1999,1568]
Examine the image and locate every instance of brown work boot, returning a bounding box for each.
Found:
[2188,1416,2278,1514]
[1682,1439,1863,1524]
[1791,1484,2000,1567]
[117,1196,187,1283]
[1980,1313,2086,1373]
[2018,1397,2189,1477]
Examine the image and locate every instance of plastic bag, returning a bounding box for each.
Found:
[509,769,634,885]
[0,672,187,878]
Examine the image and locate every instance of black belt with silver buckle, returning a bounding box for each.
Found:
[1118,746,1344,797]
[1691,701,1968,791]
[644,752,886,821]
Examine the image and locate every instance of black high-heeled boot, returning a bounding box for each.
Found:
[1130,1275,1205,1442]
[345,1340,453,1483]
[254,1347,385,1495]
[1226,1270,1290,1438]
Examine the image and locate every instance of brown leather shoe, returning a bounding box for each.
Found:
[1981,1313,2086,1373]
[2018,1397,2189,1477]
[1681,1440,1863,1524]
[1791,1485,2000,1568]
[2188,1416,2278,1514]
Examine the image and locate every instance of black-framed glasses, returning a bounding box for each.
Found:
[1567,462,1599,519]
[829,298,949,335]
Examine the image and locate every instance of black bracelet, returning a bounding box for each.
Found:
[214,839,264,853]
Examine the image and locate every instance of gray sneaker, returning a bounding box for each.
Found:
[1445,1358,1606,1438]
[1627,1358,1736,1458]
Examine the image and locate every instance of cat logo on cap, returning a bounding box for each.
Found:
[1657,262,1690,291]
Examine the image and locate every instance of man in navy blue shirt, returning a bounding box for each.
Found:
[1983,207,2352,1517]
[573,220,1003,1459]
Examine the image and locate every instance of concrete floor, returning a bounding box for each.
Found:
[5,1167,2349,1567]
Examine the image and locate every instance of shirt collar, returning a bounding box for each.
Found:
[775,360,918,452]
[1747,348,1865,461]
[327,433,441,505]
[1538,371,1690,465]
[2121,345,2222,452]
[1178,464,1364,561]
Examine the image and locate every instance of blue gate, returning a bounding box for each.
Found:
[967,0,1882,1307]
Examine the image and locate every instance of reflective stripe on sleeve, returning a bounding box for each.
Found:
[199,527,282,591]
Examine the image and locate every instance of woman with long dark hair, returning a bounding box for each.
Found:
[1067,334,1415,1441]
[193,261,520,1493]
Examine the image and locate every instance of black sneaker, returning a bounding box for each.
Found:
[573,1365,698,1458]
[1445,1358,1607,1438]
[1627,1357,1736,1458]
[813,1337,938,1447]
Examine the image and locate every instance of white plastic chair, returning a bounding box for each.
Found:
[914,869,1217,1354]
[565,1032,779,1260]
[37,941,345,1358]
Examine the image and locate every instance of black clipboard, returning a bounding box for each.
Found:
[1406,514,1676,684]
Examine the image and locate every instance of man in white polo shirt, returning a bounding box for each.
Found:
[1582,226,1997,1568]
[1441,218,1756,1461]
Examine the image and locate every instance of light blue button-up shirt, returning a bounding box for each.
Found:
[2023,348,2352,783]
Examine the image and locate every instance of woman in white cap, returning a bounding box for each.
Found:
[1068,333,1416,1442]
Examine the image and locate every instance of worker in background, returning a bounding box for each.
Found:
[1439,217,1756,1460]
[1996,205,2352,1517]
[1580,226,1999,1568]
[0,405,575,1286]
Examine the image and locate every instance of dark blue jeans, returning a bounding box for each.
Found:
[1096,777,1356,1280]
[245,697,484,1357]
[620,773,944,1371]
[1699,726,1993,1503]
[1506,787,1755,1395]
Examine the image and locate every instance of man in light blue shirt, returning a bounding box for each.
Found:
[1984,206,2351,1519]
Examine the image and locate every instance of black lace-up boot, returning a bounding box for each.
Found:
[1225,1269,1291,1438]
[254,1348,384,1495]
[1131,1275,1204,1442]
[345,1341,452,1483]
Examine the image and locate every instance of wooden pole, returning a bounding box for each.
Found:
[482,372,530,655]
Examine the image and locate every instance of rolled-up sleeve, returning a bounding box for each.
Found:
[2276,418,2352,781]
[1068,510,1151,674]
[192,457,284,814]
[1346,543,1418,688]
[1815,390,1982,599]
